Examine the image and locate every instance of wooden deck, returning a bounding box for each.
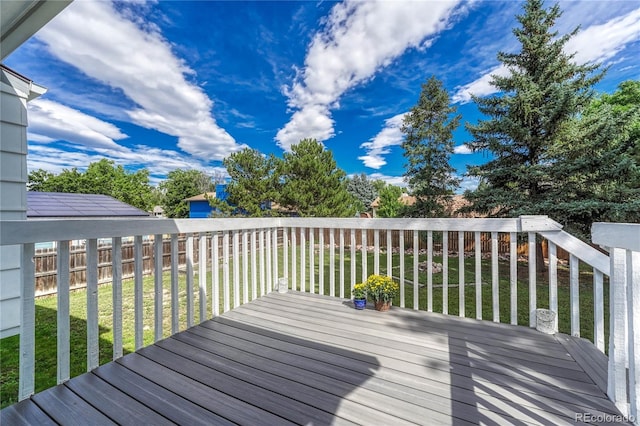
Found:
[1,291,627,425]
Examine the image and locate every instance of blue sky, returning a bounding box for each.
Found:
[5,0,640,191]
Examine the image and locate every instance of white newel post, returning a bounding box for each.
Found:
[0,68,46,338]
[593,222,640,424]
[609,247,631,418]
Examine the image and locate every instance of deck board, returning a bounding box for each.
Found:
[63,373,175,426]
[30,383,117,425]
[1,291,627,425]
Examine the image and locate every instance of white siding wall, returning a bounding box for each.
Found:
[0,71,31,338]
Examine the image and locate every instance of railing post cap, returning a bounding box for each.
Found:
[519,216,563,232]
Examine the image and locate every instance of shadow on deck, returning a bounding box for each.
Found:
[1,291,626,425]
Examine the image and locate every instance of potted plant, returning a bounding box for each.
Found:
[365,274,399,312]
[352,282,367,310]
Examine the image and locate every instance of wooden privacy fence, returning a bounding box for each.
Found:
[292,228,570,258]
[34,234,282,296]
[34,229,569,296]
[34,237,202,296]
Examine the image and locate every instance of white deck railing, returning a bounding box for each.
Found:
[0,215,617,406]
[593,222,640,422]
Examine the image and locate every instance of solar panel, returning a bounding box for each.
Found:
[27,192,151,218]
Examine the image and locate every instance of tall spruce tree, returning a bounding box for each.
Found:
[279,138,356,217]
[463,0,604,219]
[401,76,460,217]
[543,82,640,237]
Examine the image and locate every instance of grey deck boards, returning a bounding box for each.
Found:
[1,291,627,425]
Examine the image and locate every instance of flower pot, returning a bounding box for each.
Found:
[374,300,391,312]
[353,298,366,310]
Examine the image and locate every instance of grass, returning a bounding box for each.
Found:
[0,247,607,409]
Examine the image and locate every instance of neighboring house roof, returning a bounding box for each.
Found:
[184,192,216,202]
[370,194,483,218]
[27,192,150,218]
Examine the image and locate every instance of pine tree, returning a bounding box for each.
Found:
[279,139,356,217]
[224,148,279,217]
[401,76,460,217]
[464,0,604,218]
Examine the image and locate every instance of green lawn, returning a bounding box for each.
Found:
[0,248,607,409]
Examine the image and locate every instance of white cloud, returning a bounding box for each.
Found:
[457,175,480,193]
[27,144,228,186]
[36,0,243,160]
[367,173,406,188]
[358,113,405,169]
[452,6,640,104]
[276,0,461,150]
[567,7,640,65]
[28,99,129,152]
[452,65,509,104]
[453,144,473,155]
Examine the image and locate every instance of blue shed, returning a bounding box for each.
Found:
[184,192,215,218]
[185,186,229,218]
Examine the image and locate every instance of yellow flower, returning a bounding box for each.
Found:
[364,274,399,303]
[352,282,367,299]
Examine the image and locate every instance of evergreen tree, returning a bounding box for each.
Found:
[401,76,460,217]
[279,139,356,217]
[543,82,640,237]
[224,148,279,217]
[347,173,378,212]
[463,0,604,219]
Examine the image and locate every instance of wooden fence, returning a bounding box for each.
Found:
[34,237,202,296]
[34,230,569,296]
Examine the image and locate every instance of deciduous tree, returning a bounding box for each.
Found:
[376,185,404,218]
[27,159,153,210]
[160,169,214,218]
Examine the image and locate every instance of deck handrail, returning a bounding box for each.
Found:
[593,222,640,423]
[0,214,622,414]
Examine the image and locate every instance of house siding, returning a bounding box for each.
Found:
[0,72,29,338]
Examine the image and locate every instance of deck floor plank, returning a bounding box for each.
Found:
[257,293,582,368]
[1,291,627,425]
[139,342,365,426]
[171,328,480,425]
[556,334,609,395]
[183,321,582,425]
[64,371,175,426]
[94,360,234,426]
[30,382,117,425]
[0,399,56,426]
[197,317,618,416]
[116,353,288,426]
[225,301,601,394]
